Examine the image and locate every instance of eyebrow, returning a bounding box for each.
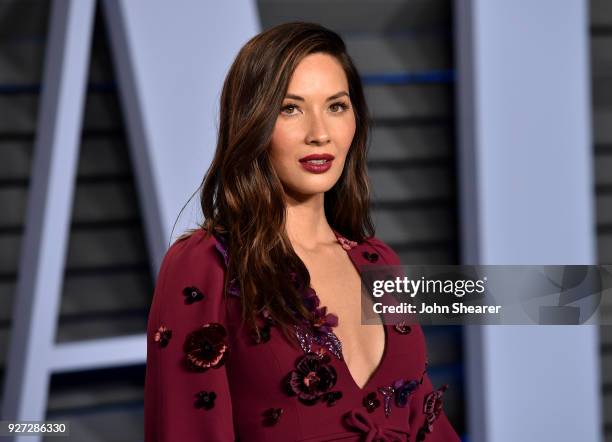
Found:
[284,91,349,101]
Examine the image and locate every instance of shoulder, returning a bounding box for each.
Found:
[160,228,224,275]
[150,228,228,326]
[155,228,227,299]
[360,235,402,265]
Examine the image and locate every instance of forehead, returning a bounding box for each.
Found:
[286,53,348,95]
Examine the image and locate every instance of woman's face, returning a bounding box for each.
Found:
[269,52,356,200]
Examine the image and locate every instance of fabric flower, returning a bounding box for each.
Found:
[394,321,412,335]
[362,392,380,413]
[362,251,379,263]
[378,385,395,417]
[183,323,229,371]
[154,325,172,347]
[182,286,204,304]
[263,407,283,426]
[294,325,343,360]
[393,378,419,407]
[194,390,216,410]
[334,231,358,250]
[294,285,343,359]
[284,353,338,405]
[416,384,448,440]
[323,391,343,407]
[312,306,339,334]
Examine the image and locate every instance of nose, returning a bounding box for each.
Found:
[305,112,330,146]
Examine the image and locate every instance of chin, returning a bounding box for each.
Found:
[284,181,336,199]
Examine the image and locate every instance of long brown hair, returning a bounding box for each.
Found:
[184,22,374,345]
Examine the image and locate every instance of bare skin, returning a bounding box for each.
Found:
[268,52,384,389]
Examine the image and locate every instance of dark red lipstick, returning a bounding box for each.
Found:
[298,154,334,174]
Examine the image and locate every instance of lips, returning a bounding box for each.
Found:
[299,154,335,163]
[299,154,334,174]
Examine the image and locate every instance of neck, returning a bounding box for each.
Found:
[284,191,336,250]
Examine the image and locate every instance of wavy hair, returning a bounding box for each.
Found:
[180,22,374,345]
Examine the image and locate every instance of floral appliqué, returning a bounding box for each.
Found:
[183,323,229,371]
[393,321,412,335]
[154,325,172,347]
[362,392,381,413]
[183,286,204,304]
[416,384,448,441]
[294,286,343,359]
[394,378,419,407]
[284,352,338,406]
[194,390,216,410]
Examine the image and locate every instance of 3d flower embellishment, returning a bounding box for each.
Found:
[362,392,381,413]
[182,286,204,304]
[416,384,448,441]
[393,321,412,335]
[154,325,172,347]
[183,323,229,371]
[393,378,419,408]
[294,287,343,359]
[194,390,216,410]
[294,325,343,360]
[263,407,283,426]
[362,251,379,263]
[284,352,338,406]
[378,385,395,417]
[333,230,358,250]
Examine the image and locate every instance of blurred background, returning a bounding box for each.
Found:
[0,0,609,441]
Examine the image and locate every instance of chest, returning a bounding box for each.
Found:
[297,248,386,389]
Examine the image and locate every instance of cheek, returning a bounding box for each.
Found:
[336,116,357,156]
[269,124,299,170]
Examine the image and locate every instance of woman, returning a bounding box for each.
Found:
[144,22,460,442]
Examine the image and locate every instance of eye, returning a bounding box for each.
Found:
[329,101,350,113]
[281,104,299,116]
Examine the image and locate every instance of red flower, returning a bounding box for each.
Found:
[285,353,338,405]
[362,392,380,413]
[183,323,229,371]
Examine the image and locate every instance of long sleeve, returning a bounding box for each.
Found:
[144,233,235,442]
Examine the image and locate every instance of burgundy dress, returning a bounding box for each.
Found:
[144,228,461,442]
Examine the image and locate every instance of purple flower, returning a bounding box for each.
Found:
[393,379,419,407]
[312,306,339,334]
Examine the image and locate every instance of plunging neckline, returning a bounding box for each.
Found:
[323,230,389,392]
